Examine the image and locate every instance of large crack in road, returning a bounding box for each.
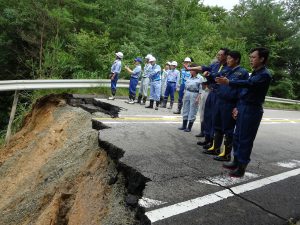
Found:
[0,94,151,225]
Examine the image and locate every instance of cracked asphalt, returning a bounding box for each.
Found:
[93,99,300,225]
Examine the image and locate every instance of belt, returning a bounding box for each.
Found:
[168,81,176,83]
[152,79,161,82]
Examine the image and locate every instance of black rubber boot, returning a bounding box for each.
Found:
[136,94,142,104]
[229,163,247,178]
[214,135,232,161]
[168,101,174,109]
[160,96,163,102]
[178,120,188,130]
[203,131,223,155]
[141,96,147,105]
[184,121,194,132]
[223,157,238,170]
[155,101,160,110]
[161,99,167,108]
[173,103,182,114]
[197,135,210,146]
[145,100,154,108]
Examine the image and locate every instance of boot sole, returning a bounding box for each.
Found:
[223,165,238,170]
[229,173,245,178]
[214,157,231,162]
[202,151,218,155]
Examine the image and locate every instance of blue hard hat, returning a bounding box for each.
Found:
[134,57,143,63]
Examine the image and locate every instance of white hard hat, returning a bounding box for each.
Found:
[171,61,178,67]
[166,61,171,65]
[148,56,156,62]
[184,57,191,62]
[115,52,123,59]
[145,54,152,59]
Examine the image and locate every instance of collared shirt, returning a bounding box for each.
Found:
[166,69,180,86]
[111,59,122,74]
[161,69,169,84]
[148,64,161,81]
[185,76,203,94]
[180,68,191,85]
[217,66,249,102]
[142,63,152,78]
[202,62,230,90]
[131,65,142,79]
[229,66,272,106]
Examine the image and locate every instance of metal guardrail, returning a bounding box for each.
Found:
[1,79,298,104]
[0,79,132,91]
[0,79,132,144]
[265,96,300,104]
[0,79,299,144]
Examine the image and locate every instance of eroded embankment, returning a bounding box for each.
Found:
[0,94,149,225]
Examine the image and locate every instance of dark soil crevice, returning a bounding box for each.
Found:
[66,94,122,118]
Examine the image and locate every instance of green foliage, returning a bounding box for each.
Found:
[1,0,300,135]
[269,78,296,99]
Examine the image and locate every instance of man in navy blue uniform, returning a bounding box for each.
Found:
[216,47,272,177]
[187,48,231,150]
[204,51,249,161]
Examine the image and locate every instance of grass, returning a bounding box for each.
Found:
[0,130,6,147]
[264,101,300,111]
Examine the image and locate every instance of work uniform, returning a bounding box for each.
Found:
[164,69,180,107]
[138,63,152,104]
[161,69,169,101]
[230,66,271,165]
[201,62,230,147]
[180,76,203,132]
[174,68,191,113]
[129,65,142,101]
[211,66,249,160]
[110,59,122,96]
[199,87,209,135]
[146,64,161,109]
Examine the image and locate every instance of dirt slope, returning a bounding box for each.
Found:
[0,95,139,225]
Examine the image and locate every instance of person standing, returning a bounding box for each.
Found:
[124,57,143,104]
[216,47,272,177]
[160,62,171,103]
[108,52,123,100]
[187,48,230,150]
[195,81,209,137]
[161,61,180,109]
[204,51,249,162]
[174,57,192,114]
[178,63,203,132]
[136,54,152,105]
[145,56,162,110]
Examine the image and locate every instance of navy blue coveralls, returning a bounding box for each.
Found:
[215,66,249,137]
[229,66,272,165]
[202,63,230,140]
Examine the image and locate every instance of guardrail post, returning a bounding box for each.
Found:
[5,90,19,144]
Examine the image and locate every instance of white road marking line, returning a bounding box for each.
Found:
[139,197,167,208]
[275,160,300,168]
[197,172,260,187]
[146,168,300,223]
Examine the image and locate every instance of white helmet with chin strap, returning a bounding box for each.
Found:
[115,52,123,59]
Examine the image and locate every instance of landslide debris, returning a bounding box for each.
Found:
[0,94,147,225]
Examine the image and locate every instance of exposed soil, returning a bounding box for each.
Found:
[0,95,142,225]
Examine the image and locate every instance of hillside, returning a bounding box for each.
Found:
[0,94,148,225]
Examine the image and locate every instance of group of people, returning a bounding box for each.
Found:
[108,47,272,178]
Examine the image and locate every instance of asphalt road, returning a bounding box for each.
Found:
[93,99,300,225]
